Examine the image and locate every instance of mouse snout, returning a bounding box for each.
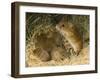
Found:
[56,25,59,30]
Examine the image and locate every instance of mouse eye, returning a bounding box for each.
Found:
[62,24,64,27]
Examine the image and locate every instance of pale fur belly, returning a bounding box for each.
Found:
[62,31,83,54]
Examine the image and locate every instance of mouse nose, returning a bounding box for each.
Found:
[55,25,58,29]
[56,25,59,30]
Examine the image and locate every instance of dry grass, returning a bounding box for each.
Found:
[25,41,89,67]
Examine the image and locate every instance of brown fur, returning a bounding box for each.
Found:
[35,32,64,55]
[56,18,83,55]
[51,47,68,61]
[33,48,51,62]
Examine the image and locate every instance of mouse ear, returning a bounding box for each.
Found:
[56,15,68,28]
[60,15,68,23]
[67,22,74,28]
